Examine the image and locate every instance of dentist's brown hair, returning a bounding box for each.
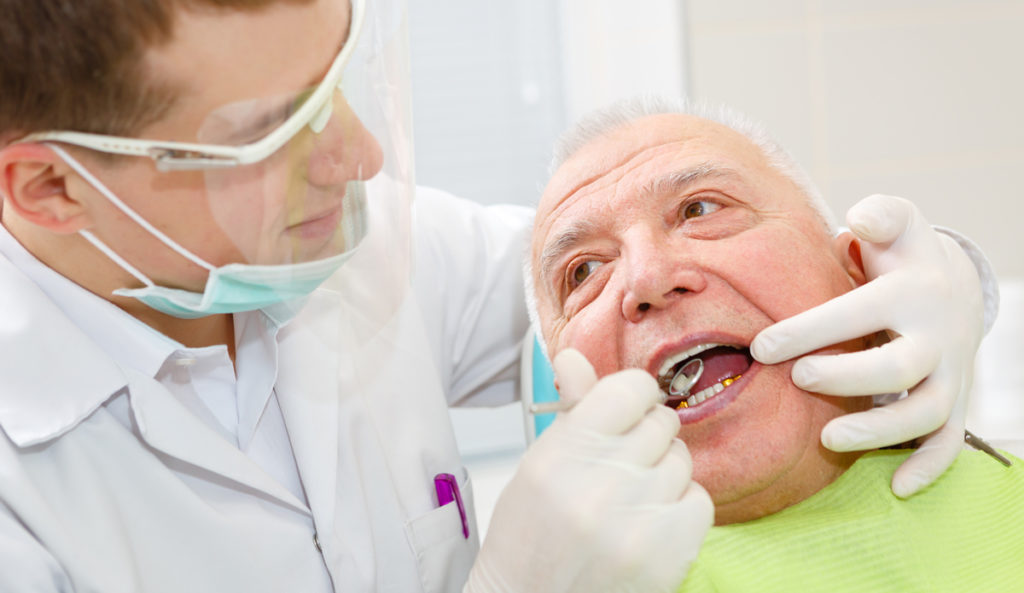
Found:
[0,0,314,143]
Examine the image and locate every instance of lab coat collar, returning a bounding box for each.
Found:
[124,366,309,513]
[0,251,129,447]
[0,249,311,511]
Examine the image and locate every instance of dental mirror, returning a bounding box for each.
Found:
[669,358,704,397]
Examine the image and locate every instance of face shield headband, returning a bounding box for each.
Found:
[20,0,366,172]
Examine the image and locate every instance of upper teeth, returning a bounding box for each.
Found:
[657,343,730,380]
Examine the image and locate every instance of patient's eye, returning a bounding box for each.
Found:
[682,199,721,220]
[570,260,602,289]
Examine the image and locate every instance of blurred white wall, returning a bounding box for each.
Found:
[685,0,1024,279]
[407,0,566,208]
[407,0,687,208]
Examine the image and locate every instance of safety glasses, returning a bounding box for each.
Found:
[20,0,365,172]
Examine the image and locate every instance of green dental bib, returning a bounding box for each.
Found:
[679,449,1024,592]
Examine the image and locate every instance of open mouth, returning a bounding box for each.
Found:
[657,344,753,410]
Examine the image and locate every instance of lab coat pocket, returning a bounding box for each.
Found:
[405,467,481,593]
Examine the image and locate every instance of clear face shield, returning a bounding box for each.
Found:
[26,0,413,328]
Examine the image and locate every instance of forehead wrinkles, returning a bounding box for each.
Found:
[538,138,683,245]
[536,146,660,289]
[537,136,734,272]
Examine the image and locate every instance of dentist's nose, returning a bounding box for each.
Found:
[620,233,706,323]
[306,95,384,186]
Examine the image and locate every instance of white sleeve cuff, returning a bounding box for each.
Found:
[935,225,1000,335]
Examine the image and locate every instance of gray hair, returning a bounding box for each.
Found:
[551,95,835,229]
[526,95,838,359]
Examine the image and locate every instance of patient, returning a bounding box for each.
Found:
[527,97,1024,591]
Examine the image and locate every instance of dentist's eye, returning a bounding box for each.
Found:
[682,200,721,219]
[570,260,603,288]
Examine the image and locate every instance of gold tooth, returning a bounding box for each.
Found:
[721,374,742,387]
[676,374,742,410]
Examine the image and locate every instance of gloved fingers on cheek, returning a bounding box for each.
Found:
[890,420,966,498]
[905,365,963,416]
[791,336,938,395]
[820,375,957,451]
[612,406,685,467]
[569,369,662,435]
[751,278,897,365]
[859,215,942,268]
[845,194,917,245]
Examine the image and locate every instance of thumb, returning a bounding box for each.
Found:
[846,194,915,245]
[552,348,598,405]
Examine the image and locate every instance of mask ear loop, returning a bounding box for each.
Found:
[78,230,157,289]
[47,143,217,277]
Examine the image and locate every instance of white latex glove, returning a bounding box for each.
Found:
[750,194,986,498]
[465,349,713,593]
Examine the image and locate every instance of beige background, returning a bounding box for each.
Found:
[685,0,1024,279]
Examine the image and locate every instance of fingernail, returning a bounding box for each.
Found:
[820,421,868,452]
[891,475,924,499]
[750,334,776,363]
[791,360,818,389]
[847,210,884,240]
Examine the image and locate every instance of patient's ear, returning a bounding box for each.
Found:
[833,231,867,286]
[0,143,90,233]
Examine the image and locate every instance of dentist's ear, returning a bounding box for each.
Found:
[833,231,868,287]
[0,142,90,233]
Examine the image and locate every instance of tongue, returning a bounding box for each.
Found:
[690,347,752,393]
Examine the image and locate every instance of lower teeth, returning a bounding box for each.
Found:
[676,374,742,409]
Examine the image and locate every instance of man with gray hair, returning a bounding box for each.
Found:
[525,98,1024,591]
[526,96,999,498]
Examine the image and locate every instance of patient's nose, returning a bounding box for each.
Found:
[620,235,705,322]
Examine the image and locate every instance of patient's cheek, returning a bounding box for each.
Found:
[560,322,619,378]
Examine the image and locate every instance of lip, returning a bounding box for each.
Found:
[286,205,344,239]
[645,331,756,425]
[646,331,751,378]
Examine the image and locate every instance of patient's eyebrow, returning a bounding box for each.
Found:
[539,219,599,290]
[641,163,737,198]
[537,164,737,294]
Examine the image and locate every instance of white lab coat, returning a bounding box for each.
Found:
[0,187,534,593]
